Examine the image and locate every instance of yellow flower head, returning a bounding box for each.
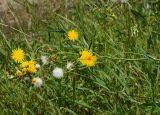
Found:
[27,60,37,74]
[20,61,29,72]
[11,48,25,63]
[20,60,37,74]
[79,49,97,67]
[20,61,29,68]
[67,30,78,41]
[16,70,23,77]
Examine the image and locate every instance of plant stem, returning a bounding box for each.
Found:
[72,76,76,101]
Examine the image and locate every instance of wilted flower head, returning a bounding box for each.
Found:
[32,77,43,88]
[9,75,14,79]
[52,67,64,79]
[11,48,25,63]
[66,62,73,70]
[16,70,23,77]
[41,55,48,65]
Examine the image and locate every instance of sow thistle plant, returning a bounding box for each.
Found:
[11,49,37,75]
[11,48,43,87]
[10,29,97,93]
[65,29,97,101]
[66,29,97,67]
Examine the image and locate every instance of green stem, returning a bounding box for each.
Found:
[100,56,147,61]
[72,76,76,101]
[99,55,160,61]
[58,79,62,106]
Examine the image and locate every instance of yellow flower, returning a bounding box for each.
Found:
[67,30,78,41]
[20,61,29,68]
[11,48,25,63]
[20,61,29,72]
[16,70,23,77]
[79,49,97,67]
[27,60,37,74]
[22,68,27,72]
[20,60,37,74]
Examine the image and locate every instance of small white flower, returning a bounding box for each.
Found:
[66,62,73,70]
[35,63,41,69]
[41,55,48,65]
[32,77,43,88]
[52,67,64,79]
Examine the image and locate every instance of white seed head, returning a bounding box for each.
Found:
[32,77,43,88]
[52,67,64,79]
[41,55,48,65]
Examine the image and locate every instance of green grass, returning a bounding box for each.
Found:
[0,0,160,114]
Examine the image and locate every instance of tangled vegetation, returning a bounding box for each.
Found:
[0,0,160,114]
